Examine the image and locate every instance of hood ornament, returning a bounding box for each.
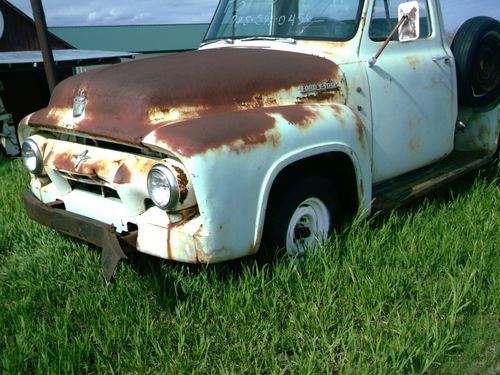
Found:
[73,94,87,117]
[73,150,91,169]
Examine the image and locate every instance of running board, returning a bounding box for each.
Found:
[372,151,494,211]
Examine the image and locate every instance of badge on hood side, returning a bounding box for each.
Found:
[73,95,87,118]
[300,81,338,94]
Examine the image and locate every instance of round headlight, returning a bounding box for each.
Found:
[147,164,180,210]
[21,139,43,176]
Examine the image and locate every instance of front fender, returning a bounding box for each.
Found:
[143,104,371,262]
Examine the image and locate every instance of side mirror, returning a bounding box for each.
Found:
[398,1,420,42]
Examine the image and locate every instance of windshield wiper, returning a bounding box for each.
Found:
[240,36,296,44]
[200,38,234,47]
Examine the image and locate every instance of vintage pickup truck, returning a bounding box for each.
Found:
[18,0,499,280]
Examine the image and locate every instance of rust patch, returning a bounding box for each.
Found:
[164,207,201,261]
[478,126,490,144]
[273,106,319,128]
[166,225,173,260]
[114,164,132,184]
[194,224,207,263]
[52,151,77,172]
[408,119,416,131]
[406,56,421,70]
[248,245,259,255]
[29,48,340,146]
[38,141,48,157]
[172,165,189,204]
[238,95,279,110]
[354,115,365,150]
[154,107,280,157]
[408,139,420,153]
[295,89,342,105]
[331,104,346,127]
[43,146,54,164]
[174,206,199,221]
[50,150,118,179]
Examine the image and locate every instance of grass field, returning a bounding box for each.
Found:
[0,157,498,374]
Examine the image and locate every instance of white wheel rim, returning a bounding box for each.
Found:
[285,197,330,260]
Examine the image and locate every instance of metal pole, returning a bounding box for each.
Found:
[383,0,392,31]
[30,0,58,93]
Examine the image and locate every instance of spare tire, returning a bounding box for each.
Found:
[451,16,500,108]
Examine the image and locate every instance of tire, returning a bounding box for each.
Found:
[263,174,343,260]
[451,17,500,108]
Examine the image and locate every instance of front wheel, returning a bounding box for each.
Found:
[264,175,342,260]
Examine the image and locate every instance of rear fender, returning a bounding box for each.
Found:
[455,104,500,154]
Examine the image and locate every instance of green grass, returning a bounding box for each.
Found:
[0,157,498,374]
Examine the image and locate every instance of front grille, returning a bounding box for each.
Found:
[48,132,163,158]
[68,180,120,199]
[58,171,103,185]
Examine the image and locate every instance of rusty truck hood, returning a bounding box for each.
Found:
[28,47,343,146]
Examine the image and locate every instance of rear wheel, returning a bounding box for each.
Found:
[451,17,500,108]
[264,175,342,261]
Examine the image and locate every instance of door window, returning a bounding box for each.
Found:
[369,0,431,41]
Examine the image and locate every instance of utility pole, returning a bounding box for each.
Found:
[30,0,58,93]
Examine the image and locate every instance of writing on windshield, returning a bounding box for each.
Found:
[206,0,363,41]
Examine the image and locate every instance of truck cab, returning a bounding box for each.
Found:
[18,0,499,280]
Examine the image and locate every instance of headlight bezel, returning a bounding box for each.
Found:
[21,138,44,176]
[147,164,180,211]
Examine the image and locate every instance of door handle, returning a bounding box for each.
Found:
[432,56,451,64]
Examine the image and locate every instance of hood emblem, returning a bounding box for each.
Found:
[300,81,338,94]
[73,95,86,117]
[73,150,91,169]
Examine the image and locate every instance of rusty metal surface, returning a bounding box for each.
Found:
[359,0,457,184]
[28,48,342,145]
[150,104,355,157]
[24,190,109,247]
[455,105,500,154]
[32,136,197,215]
[152,103,371,264]
[23,190,133,281]
[43,139,156,184]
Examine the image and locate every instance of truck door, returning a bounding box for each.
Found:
[359,0,457,183]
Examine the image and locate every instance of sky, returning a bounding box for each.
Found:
[8,0,500,31]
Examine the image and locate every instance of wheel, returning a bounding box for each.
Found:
[451,17,500,108]
[263,175,342,261]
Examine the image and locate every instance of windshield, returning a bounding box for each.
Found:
[205,0,364,42]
